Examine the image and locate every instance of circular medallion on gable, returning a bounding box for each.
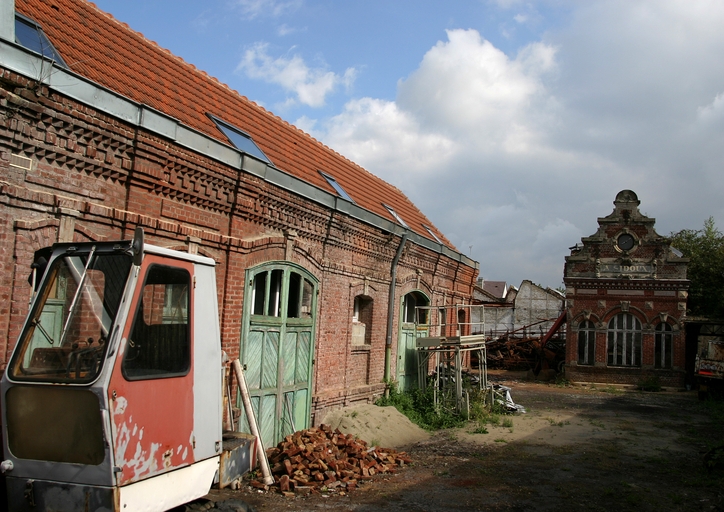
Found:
[616,233,635,251]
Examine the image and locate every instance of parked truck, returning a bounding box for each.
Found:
[0,229,257,511]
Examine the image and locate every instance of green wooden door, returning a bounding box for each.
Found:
[240,265,316,448]
[397,291,429,391]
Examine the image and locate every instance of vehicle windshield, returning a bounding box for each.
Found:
[10,249,133,383]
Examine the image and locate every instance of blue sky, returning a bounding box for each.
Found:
[93,0,724,289]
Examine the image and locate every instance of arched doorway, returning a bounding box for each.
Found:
[239,263,318,447]
[397,291,429,391]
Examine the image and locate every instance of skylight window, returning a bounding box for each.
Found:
[423,225,444,245]
[209,115,271,164]
[382,204,409,228]
[14,14,68,69]
[319,171,354,203]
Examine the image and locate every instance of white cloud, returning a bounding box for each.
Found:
[276,23,297,36]
[234,0,302,20]
[395,29,557,156]
[321,98,456,181]
[237,43,356,107]
[697,92,724,126]
[311,1,724,287]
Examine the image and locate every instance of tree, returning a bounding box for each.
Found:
[669,217,724,319]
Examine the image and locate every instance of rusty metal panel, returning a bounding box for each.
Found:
[5,386,105,465]
[5,477,114,512]
[218,432,255,488]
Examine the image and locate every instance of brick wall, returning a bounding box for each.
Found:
[0,67,477,421]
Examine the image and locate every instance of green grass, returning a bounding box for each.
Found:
[600,385,623,394]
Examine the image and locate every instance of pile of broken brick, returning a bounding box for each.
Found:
[249,424,412,497]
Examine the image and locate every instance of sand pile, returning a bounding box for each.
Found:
[321,403,430,448]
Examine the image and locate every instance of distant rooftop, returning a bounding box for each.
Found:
[478,279,508,299]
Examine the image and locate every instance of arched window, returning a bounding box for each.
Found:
[578,320,596,365]
[607,313,642,367]
[403,291,428,324]
[654,323,673,369]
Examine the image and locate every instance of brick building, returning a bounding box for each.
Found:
[564,190,689,387]
[0,0,478,446]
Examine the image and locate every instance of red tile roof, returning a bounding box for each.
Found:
[16,0,455,249]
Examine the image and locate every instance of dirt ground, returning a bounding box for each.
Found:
[205,372,724,512]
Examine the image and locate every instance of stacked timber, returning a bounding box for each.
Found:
[250,424,412,496]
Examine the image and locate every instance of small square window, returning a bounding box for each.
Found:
[209,115,271,164]
[319,171,354,203]
[382,203,408,228]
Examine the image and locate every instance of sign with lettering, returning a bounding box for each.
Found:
[599,263,653,276]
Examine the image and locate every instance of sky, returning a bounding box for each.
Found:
[92,0,724,290]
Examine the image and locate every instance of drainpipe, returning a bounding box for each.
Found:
[384,231,408,384]
[0,0,15,43]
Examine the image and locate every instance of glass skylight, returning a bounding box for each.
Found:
[319,171,354,203]
[382,203,409,228]
[423,224,444,245]
[209,115,271,164]
[15,14,68,68]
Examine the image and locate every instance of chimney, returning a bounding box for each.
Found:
[0,0,15,43]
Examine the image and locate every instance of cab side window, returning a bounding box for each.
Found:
[123,265,191,379]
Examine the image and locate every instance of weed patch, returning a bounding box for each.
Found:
[600,385,623,394]
[376,381,466,430]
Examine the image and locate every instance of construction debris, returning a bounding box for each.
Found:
[249,424,412,496]
[485,335,565,372]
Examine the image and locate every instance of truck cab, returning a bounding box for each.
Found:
[1,231,225,511]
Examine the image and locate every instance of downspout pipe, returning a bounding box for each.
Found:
[384,231,408,384]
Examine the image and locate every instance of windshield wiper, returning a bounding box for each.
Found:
[58,246,97,347]
[31,317,56,345]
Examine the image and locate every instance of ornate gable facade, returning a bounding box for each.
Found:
[564,190,689,387]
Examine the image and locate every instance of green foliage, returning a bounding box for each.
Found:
[377,381,518,433]
[669,217,724,319]
[375,381,466,430]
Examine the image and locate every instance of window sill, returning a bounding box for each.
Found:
[351,345,371,352]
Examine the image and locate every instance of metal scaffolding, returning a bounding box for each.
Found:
[414,304,489,415]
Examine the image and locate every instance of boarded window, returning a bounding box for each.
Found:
[352,296,373,345]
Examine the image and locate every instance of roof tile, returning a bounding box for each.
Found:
[17,0,454,249]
